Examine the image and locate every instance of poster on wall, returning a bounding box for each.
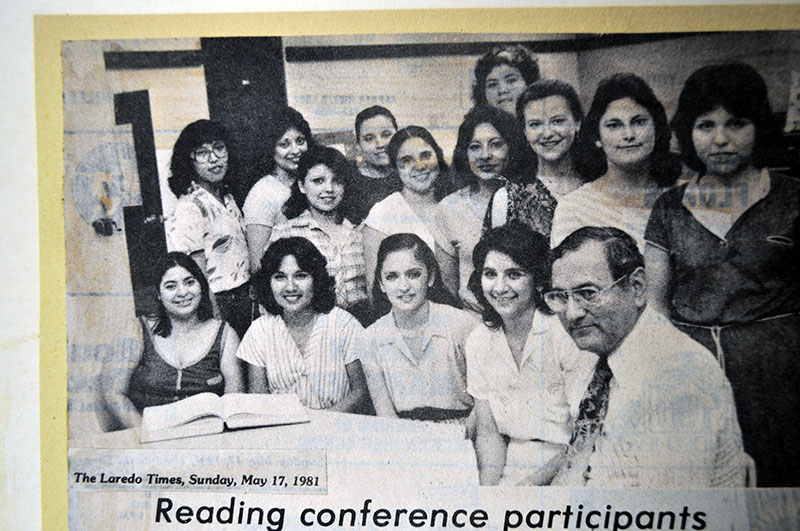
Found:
[38,6,800,530]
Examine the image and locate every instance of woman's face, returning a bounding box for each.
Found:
[691,106,756,179]
[467,122,509,182]
[299,163,344,215]
[273,128,308,174]
[481,250,535,322]
[598,97,656,170]
[396,137,440,195]
[270,254,314,314]
[485,64,527,115]
[159,265,202,320]
[523,96,580,163]
[190,141,229,185]
[379,248,433,314]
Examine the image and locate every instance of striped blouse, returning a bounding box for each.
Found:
[236,307,363,409]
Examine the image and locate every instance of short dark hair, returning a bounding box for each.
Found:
[577,73,681,186]
[151,252,214,337]
[258,106,315,177]
[452,105,535,189]
[168,120,235,197]
[256,237,336,316]
[387,126,452,201]
[472,44,540,107]
[355,106,398,141]
[671,62,781,172]
[282,146,354,220]
[551,226,644,282]
[468,222,551,329]
[371,233,460,317]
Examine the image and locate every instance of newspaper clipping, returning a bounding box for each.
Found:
[62,24,800,530]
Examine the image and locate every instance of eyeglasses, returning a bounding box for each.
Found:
[542,270,636,313]
[191,142,228,163]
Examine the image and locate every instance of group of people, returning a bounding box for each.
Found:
[100,45,798,489]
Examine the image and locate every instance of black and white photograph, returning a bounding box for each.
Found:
[60,23,800,529]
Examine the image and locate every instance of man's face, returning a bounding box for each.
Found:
[550,241,644,357]
[358,115,396,168]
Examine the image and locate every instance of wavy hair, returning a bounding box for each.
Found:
[468,222,551,330]
[577,73,681,186]
[472,44,540,108]
[256,237,336,316]
[452,105,535,188]
[282,146,354,220]
[168,120,235,198]
[258,106,315,178]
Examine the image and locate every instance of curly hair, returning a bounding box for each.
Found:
[371,233,460,317]
[468,222,551,330]
[150,252,214,337]
[577,73,681,187]
[472,44,540,107]
[671,62,780,173]
[386,126,452,202]
[168,120,235,198]
[256,237,336,316]
[452,105,535,188]
[282,146,354,220]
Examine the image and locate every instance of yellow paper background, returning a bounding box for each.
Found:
[36,5,800,529]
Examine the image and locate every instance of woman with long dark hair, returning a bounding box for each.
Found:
[466,223,591,485]
[237,237,369,412]
[269,146,370,324]
[100,252,243,430]
[363,233,474,424]
[242,107,315,272]
[362,125,453,294]
[165,119,253,339]
[550,74,681,250]
[437,105,528,312]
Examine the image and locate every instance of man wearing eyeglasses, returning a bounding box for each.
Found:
[535,226,747,487]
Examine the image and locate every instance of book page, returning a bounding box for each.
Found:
[221,393,309,428]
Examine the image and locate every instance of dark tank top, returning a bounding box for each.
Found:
[126,318,226,412]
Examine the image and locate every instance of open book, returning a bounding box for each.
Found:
[140,393,310,443]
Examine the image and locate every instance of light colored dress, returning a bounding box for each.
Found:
[363,191,438,251]
[466,311,594,485]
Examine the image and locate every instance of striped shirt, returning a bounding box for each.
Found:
[236,307,363,409]
[269,210,368,310]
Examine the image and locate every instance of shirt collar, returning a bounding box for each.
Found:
[375,303,447,364]
[288,210,354,231]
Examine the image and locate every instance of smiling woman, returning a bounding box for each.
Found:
[165,120,254,339]
[362,126,453,296]
[237,237,370,413]
[465,223,593,486]
[99,252,244,430]
[267,146,370,324]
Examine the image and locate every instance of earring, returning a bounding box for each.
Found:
[595,140,602,149]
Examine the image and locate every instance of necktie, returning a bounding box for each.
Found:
[565,356,613,480]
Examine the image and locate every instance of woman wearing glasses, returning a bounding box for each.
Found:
[465,223,593,485]
[165,120,253,339]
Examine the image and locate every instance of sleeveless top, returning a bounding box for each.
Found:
[126,318,226,412]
